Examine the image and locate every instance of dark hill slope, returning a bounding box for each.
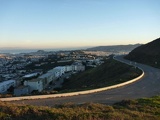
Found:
[125,38,160,68]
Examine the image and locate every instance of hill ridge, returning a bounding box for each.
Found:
[125,37,160,68]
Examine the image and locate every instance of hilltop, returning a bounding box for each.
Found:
[86,44,142,53]
[125,38,160,68]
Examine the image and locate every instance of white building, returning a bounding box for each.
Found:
[71,65,77,71]
[52,68,61,78]
[65,65,72,72]
[37,67,65,89]
[0,62,3,67]
[0,80,16,93]
[39,71,56,88]
[72,62,85,72]
[71,65,85,71]
[14,85,29,96]
[44,68,61,78]
[24,78,43,92]
[54,66,65,75]
[76,65,85,71]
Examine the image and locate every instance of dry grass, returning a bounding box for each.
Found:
[0,96,159,120]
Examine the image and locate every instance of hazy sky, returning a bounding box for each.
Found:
[0,0,160,49]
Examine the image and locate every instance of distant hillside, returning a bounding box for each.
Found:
[86,44,142,52]
[125,37,160,68]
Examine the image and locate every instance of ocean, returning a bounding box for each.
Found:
[0,49,39,54]
[0,47,88,54]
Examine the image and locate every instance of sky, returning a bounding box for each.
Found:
[0,0,160,49]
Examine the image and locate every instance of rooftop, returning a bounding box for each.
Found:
[39,72,54,78]
[23,73,38,78]
[0,80,15,85]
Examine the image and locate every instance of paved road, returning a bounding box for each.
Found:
[11,56,160,107]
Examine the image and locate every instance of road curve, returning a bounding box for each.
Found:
[10,56,160,106]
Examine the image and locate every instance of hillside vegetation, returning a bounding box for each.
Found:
[60,58,142,92]
[125,37,160,68]
[0,96,160,120]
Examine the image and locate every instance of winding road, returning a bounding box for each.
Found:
[10,56,160,106]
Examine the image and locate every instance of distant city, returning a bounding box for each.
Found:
[1,0,160,119]
[0,47,88,54]
[0,44,141,97]
[0,49,106,96]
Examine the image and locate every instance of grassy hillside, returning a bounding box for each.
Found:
[60,58,142,92]
[125,37,160,68]
[0,96,160,120]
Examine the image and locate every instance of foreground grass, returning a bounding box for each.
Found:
[0,96,160,120]
[60,58,142,92]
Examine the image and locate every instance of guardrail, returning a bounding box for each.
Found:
[0,56,144,101]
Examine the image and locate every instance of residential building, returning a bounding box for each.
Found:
[54,66,65,75]
[14,85,29,96]
[24,78,43,92]
[65,65,72,72]
[72,62,85,71]
[52,68,61,78]
[39,71,56,88]
[0,80,16,93]
[76,65,85,71]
